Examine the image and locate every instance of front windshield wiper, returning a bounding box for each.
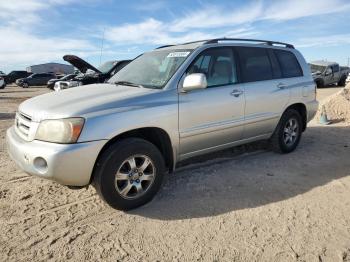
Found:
[113,81,144,88]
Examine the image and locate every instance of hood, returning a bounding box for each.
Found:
[63,55,101,74]
[19,83,156,122]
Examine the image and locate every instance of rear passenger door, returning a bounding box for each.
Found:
[236,47,294,139]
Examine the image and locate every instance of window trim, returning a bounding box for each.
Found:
[273,49,304,78]
[235,46,274,83]
[184,47,239,89]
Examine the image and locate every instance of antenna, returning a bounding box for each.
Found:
[99,28,105,66]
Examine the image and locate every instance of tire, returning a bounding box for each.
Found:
[338,77,346,87]
[315,79,324,88]
[0,84,5,89]
[270,109,303,154]
[22,82,29,88]
[93,138,166,210]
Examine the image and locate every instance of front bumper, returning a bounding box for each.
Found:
[6,126,106,186]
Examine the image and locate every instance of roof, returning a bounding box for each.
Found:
[310,60,337,66]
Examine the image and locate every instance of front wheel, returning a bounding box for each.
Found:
[93,138,166,210]
[270,109,303,154]
[22,82,29,88]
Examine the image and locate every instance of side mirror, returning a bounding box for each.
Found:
[182,73,207,92]
[325,68,332,76]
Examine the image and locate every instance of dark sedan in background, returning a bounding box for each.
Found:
[16,73,56,88]
[4,70,32,84]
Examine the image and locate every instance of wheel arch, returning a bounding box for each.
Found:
[283,103,307,131]
[90,127,175,184]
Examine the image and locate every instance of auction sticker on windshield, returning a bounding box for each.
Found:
[167,52,190,58]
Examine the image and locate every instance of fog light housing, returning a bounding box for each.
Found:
[33,157,48,173]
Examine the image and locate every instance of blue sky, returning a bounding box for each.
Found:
[0,0,350,73]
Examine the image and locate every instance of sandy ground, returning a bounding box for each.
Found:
[0,84,350,262]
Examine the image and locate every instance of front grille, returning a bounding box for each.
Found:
[15,112,32,140]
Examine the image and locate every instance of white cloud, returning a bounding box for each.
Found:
[0,0,76,28]
[134,0,167,12]
[264,0,350,20]
[105,0,350,46]
[295,34,350,48]
[1,0,350,72]
[169,1,263,32]
[0,0,99,71]
[0,27,96,69]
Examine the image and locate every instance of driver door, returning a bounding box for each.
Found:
[178,47,245,159]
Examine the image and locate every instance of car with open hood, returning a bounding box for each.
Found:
[62,55,131,87]
[47,73,77,89]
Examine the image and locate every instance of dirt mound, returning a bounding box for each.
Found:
[315,86,350,123]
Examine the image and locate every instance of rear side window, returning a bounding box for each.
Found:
[332,64,339,73]
[236,47,273,82]
[274,50,303,78]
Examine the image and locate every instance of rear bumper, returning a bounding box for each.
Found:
[306,100,319,122]
[6,126,106,186]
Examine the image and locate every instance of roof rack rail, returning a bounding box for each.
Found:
[155,45,175,49]
[204,38,294,49]
[180,39,209,45]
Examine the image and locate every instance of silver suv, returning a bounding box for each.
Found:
[6,39,318,210]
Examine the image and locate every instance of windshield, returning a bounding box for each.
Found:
[61,74,75,80]
[98,61,117,73]
[108,49,192,89]
[309,64,326,73]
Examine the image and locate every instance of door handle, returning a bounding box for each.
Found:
[277,83,287,89]
[231,89,244,97]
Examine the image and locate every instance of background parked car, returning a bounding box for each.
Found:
[4,71,32,84]
[47,73,77,89]
[346,73,350,84]
[309,61,350,87]
[0,71,6,77]
[16,73,56,88]
[0,76,5,89]
[63,55,131,86]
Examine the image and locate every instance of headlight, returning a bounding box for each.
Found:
[35,118,85,143]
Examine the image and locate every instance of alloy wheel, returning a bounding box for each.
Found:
[114,155,156,200]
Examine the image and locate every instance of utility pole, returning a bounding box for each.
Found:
[99,28,105,66]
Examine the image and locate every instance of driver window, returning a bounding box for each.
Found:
[187,48,237,87]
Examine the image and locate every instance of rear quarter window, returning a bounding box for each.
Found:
[274,50,303,78]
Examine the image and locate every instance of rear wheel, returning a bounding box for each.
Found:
[338,76,346,87]
[270,109,303,154]
[93,138,166,210]
[315,79,324,88]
